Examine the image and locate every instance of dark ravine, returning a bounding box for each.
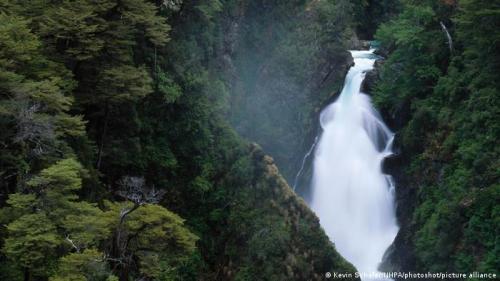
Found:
[220,0,357,185]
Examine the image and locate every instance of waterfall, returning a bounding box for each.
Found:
[310,49,399,280]
[439,21,454,53]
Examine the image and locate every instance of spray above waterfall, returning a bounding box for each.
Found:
[310,49,399,280]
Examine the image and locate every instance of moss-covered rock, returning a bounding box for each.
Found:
[216,143,358,281]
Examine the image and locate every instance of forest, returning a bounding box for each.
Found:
[0,0,498,281]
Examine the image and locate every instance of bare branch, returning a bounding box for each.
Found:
[113,176,167,275]
[117,176,166,205]
[162,0,182,11]
[102,254,125,265]
[14,102,55,156]
[65,235,81,253]
[119,203,140,225]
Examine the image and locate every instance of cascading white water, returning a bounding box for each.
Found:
[310,49,399,280]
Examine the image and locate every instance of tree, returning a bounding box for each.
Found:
[1,161,197,281]
[5,0,171,171]
[0,13,85,196]
[3,213,60,280]
[50,249,116,281]
[1,159,105,280]
[104,176,198,281]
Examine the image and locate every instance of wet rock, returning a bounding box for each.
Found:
[349,33,363,49]
[361,59,383,94]
[360,40,372,50]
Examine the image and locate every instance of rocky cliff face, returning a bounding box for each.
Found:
[381,139,419,274]
[217,0,356,185]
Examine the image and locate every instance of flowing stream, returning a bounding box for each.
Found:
[310,49,399,280]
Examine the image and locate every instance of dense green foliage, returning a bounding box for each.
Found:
[354,0,402,39]
[3,0,496,279]
[373,0,499,277]
[0,158,196,281]
[0,0,362,280]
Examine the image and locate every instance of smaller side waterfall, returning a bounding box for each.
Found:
[293,136,319,191]
[310,49,399,280]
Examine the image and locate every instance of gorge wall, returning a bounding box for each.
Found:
[219,0,357,187]
[371,1,499,279]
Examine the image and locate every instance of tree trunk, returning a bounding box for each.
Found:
[23,268,31,281]
[119,265,129,281]
[96,102,110,170]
